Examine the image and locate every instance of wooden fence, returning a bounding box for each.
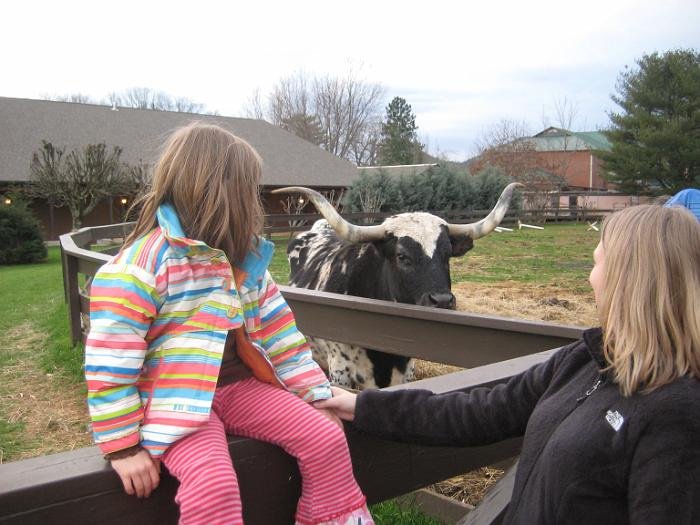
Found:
[263,207,610,236]
[0,224,586,524]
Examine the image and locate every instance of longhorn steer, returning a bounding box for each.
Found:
[272,184,521,389]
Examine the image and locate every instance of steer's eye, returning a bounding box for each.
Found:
[397,253,411,266]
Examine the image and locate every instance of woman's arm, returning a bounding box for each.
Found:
[319,348,569,447]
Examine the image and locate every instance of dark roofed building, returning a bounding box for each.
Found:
[0,96,358,238]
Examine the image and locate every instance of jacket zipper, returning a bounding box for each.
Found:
[576,374,604,404]
[508,371,606,518]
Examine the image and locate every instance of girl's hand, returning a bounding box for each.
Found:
[110,448,161,498]
[314,386,358,421]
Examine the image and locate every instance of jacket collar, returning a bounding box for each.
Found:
[156,202,274,288]
[582,327,607,370]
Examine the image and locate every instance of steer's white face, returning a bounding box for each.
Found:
[383,213,447,258]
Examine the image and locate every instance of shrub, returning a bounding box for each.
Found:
[0,197,47,264]
[471,166,523,210]
[343,169,399,213]
[345,165,521,214]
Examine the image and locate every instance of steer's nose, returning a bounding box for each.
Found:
[427,292,456,309]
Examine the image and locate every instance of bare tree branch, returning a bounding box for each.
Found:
[29,142,128,230]
[242,88,266,120]
[245,69,385,163]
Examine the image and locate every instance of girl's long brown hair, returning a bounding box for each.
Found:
[125,122,264,263]
[599,204,700,396]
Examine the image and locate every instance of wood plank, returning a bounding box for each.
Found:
[282,286,581,368]
[63,253,82,343]
[396,489,473,525]
[0,430,521,525]
[385,350,555,394]
[77,257,107,276]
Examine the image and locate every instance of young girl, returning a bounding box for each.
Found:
[85,122,373,525]
[318,204,700,524]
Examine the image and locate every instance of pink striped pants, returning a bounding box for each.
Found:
[162,377,371,525]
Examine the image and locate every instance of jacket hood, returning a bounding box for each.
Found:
[156,202,274,288]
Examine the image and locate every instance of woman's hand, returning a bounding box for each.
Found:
[315,406,344,428]
[314,386,358,421]
[110,448,161,498]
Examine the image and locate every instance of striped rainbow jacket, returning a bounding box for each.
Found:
[85,203,331,457]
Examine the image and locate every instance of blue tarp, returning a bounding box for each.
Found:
[665,189,700,221]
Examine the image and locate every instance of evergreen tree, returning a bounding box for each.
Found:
[471,168,521,211]
[601,49,700,194]
[344,166,520,215]
[378,97,424,165]
[344,170,398,213]
[0,193,47,265]
[281,113,324,146]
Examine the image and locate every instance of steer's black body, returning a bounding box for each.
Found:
[288,215,473,388]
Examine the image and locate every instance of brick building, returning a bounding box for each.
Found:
[470,126,612,191]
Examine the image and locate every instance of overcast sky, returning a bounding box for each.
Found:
[2,0,698,161]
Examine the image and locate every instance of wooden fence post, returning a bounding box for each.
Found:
[63,251,82,345]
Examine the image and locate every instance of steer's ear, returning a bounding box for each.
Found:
[449,234,474,257]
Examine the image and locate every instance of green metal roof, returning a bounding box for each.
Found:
[529,127,611,152]
[572,131,611,151]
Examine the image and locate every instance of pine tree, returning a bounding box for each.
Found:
[601,49,700,194]
[0,193,47,264]
[281,113,324,146]
[378,97,423,165]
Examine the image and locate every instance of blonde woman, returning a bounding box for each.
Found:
[85,123,373,525]
[317,204,700,524]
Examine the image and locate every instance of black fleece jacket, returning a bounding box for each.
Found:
[353,328,699,524]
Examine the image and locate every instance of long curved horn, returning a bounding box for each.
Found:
[447,182,523,239]
[271,186,386,242]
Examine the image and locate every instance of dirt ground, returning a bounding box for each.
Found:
[415,281,597,380]
[415,281,598,507]
[0,322,92,463]
[452,281,597,326]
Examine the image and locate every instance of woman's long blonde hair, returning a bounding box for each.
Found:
[125,122,264,263]
[599,204,700,396]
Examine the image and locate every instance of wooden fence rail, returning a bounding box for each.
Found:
[59,222,585,351]
[0,224,586,523]
[263,207,612,235]
[0,350,554,525]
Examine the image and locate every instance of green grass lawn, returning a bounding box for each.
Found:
[450,222,598,292]
[0,247,80,380]
[0,247,82,459]
[267,223,600,292]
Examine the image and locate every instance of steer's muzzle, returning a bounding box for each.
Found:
[420,292,456,309]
